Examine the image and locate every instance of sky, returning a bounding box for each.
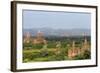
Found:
[23,10,91,29]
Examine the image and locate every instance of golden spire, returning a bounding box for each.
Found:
[72,41,75,49]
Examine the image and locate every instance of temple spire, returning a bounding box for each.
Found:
[72,41,75,49]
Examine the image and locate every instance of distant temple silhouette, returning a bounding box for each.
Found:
[24,30,47,45]
[23,32,31,43]
[32,30,47,45]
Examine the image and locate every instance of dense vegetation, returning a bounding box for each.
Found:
[23,36,91,63]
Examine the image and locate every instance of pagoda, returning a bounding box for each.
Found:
[23,32,31,43]
[32,30,47,45]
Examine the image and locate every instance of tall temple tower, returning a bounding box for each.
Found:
[24,32,31,43]
[68,41,76,59]
[82,33,90,51]
[37,30,44,40]
[72,41,75,49]
[32,30,47,44]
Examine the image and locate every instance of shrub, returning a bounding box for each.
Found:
[23,50,41,62]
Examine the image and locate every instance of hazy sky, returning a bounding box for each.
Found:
[23,10,91,29]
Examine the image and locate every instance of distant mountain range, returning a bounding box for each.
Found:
[23,28,91,37]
